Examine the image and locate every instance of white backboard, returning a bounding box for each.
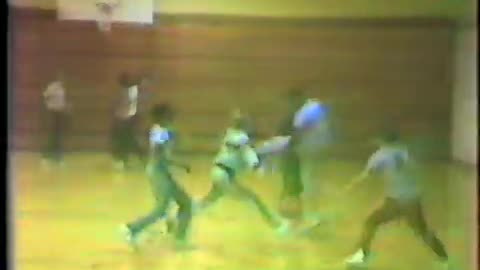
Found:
[57,0,154,24]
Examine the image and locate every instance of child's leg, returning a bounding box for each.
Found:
[279,153,303,219]
[43,111,57,161]
[52,112,66,162]
[357,198,402,256]
[127,175,172,236]
[127,196,171,236]
[279,193,303,220]
[199,183,225,210]
[125,117,146,165]
[233,182,281,228]
[404,200,448,261]
[172,183,193,241]
[199,165,231,211]
[111,119,129,166]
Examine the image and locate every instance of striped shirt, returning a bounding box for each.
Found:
[43,81,66,111]
[366,146,420,200]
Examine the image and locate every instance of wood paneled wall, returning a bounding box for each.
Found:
[10,8,455,159]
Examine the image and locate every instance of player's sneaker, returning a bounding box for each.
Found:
[119,224,140,250]
[58,160,66,170]
[345,249,369,267]
[41,158,52,170]
[275,219,291,236]
[435,259,454,270]
[113,161,125,171]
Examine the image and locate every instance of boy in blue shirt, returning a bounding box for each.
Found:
[120,104,193,249]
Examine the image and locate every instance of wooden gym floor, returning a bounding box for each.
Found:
[12,153,477,270]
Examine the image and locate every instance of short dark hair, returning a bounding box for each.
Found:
[151,103,174,122]
[118,72,132,87]
[380,130,400,144]
[287,88,305,100]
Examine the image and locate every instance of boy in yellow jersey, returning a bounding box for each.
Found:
[197,111,290,234]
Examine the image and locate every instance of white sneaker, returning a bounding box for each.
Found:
[345,249,368,266]
[114,161,125,171]
[435,259,452,270]
[58,161,66,170]
[41,159,51,170]
[275,219,291,236]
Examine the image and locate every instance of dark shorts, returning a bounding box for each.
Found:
[281,151,303,197]
[215,163,236,182]
[368,197,426,230]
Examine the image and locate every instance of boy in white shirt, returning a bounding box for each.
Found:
[111,73,146,170]
[343,131,450,269]
[42,73,70,166]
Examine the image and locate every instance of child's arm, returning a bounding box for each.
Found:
[342,151,380,194]
[343,169,370,193]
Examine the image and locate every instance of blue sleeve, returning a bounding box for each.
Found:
[294,101,329,130]
[150,128,171,145]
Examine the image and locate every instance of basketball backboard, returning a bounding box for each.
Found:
[57,0,154,24]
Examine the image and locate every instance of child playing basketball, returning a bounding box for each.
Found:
[343,131,451,269]
[256,97,331,223]
[197,112,290,234]
[120,103,193,250]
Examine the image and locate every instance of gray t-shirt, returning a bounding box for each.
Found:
[366,146,420,201]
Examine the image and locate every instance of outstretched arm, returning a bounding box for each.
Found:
[342,151,380,194]
[343,169,370,193]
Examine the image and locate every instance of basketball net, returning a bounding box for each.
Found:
[95,1,118,32]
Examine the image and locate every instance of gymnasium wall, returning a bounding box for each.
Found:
[9,0,472,19]
[451,27,477,165]
[10,8,455,159]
